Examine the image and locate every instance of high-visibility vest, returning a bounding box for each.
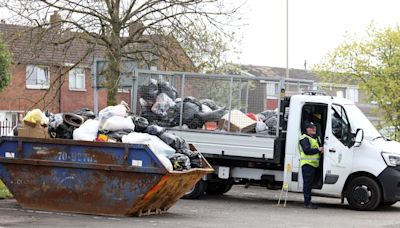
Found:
[299,134,321,168]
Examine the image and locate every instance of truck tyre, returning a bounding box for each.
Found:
[182,180,207,199]
[346,176,381,211]
[206,182,232,195]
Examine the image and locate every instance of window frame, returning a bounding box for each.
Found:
[266,82,278,98]
[331,103,352,147]
[26,65,51,90]
[68,67,86,91]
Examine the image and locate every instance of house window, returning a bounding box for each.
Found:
[346,87,359,102]
[266,82,278,98]
[26,65,50,89]
[69,68,85,90]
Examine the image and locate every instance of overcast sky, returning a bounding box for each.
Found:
[1,0,399,71]
[237,0,400,69]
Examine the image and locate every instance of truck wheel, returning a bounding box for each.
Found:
[182,180,207,199]
[346,176,381,211]
[206,182,232,195]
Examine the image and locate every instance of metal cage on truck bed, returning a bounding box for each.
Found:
[116,69,314,168]
[0,137,213,216]
[127,69,314,136]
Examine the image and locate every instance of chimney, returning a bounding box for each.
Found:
[50,11,62,31]
[128,21,144,39]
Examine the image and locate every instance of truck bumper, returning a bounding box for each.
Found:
[377,167,400,202]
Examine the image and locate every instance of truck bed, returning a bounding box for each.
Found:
[169,130,275,160]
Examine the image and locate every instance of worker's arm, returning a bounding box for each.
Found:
[299,138,320,155]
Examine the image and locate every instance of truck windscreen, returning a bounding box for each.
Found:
[344,104,381,139]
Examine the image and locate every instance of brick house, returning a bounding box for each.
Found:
[0,13,194,124]
[239,64,379,123]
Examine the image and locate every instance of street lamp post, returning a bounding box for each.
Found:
[286,0,289,79]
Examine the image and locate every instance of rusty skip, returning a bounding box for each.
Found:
[0,137,213,216]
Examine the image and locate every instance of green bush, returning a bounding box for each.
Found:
[0,179,12,199]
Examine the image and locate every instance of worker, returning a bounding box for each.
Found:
[299,121,323,209]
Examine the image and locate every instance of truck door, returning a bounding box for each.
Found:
[322,103,353,194]
[297,103,327,191]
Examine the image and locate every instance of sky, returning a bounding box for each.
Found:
[237,0,400,69]
[1,0,399,71]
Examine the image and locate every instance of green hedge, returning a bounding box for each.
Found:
[0,180,12,199]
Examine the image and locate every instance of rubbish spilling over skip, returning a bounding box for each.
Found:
[17,103,201,172]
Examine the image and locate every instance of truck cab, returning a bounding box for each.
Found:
[286,94,400,210]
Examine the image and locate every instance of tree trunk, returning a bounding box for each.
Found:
[106,1,122,106]
[105,51,121,106]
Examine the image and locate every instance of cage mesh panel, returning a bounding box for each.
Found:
[134,71,312,136]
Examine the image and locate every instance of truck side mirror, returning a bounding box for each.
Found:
[354,128,364,147]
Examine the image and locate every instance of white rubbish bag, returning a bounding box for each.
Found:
[157,155,173,172]
[121,132,150,144]
[101,116,135,131]
[151,93,175,117]
[73,119,100,141]
[255,121,268,133]
[122,132,175,171]
[99,103,128,124]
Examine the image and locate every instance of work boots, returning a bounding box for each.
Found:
[304,203,318,209]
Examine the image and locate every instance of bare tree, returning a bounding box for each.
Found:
[1,0,242,106]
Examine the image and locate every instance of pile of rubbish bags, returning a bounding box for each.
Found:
[20,102,203,171]
[139,78,226,129]
[139,78,279,135]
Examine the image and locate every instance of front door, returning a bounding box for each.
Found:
[321,103,353,194]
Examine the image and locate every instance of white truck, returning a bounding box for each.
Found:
[132,69,400,211]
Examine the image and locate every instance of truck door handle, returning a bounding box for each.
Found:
[329,148,336,153]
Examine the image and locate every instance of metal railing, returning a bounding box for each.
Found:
[0,121,17,136]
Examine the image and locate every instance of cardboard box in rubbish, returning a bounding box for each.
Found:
[23,120,37,128]
[218,110,257,133]
[18,124,49,139]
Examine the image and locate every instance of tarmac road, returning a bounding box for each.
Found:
[0,185,399,228]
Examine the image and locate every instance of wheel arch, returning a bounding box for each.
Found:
[341,171,383,199]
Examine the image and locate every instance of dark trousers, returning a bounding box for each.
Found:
[302,164,317,205]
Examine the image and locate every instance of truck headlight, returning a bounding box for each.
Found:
[381,153,400,167]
